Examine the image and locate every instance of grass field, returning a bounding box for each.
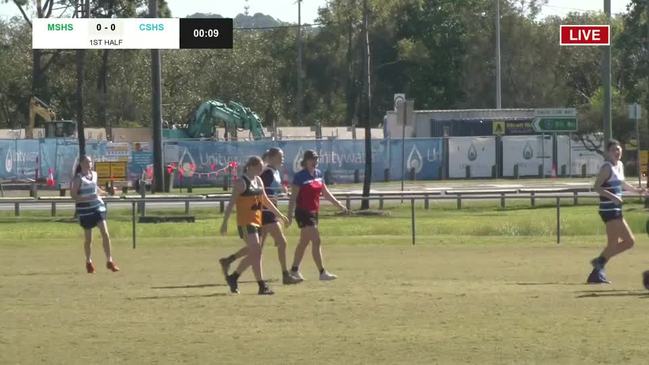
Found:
[2,202,649,364]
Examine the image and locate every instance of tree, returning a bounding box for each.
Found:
[616,0,649,150]
[3,0,67,130]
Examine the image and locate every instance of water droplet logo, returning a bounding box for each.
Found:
[5,148,12,173]
[407,145,423,173]
[467,143,478,161]
[178,147,196,170]
[293,146,304,173]
[523,142,534,160]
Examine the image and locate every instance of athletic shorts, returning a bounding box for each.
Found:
[295,208,318,228]
[78,209,106,229]
[238,224,260,239]
[599,210,623,223]
[262,211,278,226]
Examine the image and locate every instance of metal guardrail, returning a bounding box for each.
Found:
[1,190,645,249]
[0,188,599,217]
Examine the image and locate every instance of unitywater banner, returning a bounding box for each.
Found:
[0,139,146,186]
[448,137,496,178]
[502,135,553,177]
[383,139,443,181]
[0,138,444,186]
[165,138,443,186]
[0,140,40,180]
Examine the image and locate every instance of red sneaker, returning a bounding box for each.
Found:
[106,261,120,272]
[86,262,95,274]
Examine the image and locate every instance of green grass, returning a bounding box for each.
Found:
[1,203,649,364]
[3,241,649,364]
[0,201,646,242]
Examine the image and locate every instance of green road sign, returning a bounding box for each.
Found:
[531,117,577,132]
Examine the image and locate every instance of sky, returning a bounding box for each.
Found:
[0,0,635,23]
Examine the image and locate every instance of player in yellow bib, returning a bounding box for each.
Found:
[220,156,288,295]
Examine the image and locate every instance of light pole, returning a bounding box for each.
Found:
[602,0,612,140]
[150,0,164,192]
[495,0,502,109]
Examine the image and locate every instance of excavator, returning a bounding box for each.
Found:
[164,99,266,140]
[27,96,76,139]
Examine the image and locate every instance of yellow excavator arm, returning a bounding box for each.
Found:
[27,96,56,139]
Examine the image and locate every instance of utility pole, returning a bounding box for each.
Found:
[602,0,612,140]
[495,0,502,109]
[296,0,304,126]
[150,0,164,192]
[75,0,90,155]
[360,0,372,210]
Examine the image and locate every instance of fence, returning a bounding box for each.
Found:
[0,136,606,188]
[4,188,644,249]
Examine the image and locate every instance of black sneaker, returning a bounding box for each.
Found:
[226,274,239,294]
[642,271,649,290]
[258,282,275,295]
[586,268,611,284]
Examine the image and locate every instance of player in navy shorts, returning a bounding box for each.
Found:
[587,139,647,284]
[219,148,301,285]
[287,149,347,281]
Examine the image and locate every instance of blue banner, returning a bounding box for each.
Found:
[0,138,444,187]
[165,138,443,186]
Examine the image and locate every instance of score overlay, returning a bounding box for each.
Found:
[32,18,233,49]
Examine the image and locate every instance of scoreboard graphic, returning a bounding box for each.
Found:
[32,18,233,49]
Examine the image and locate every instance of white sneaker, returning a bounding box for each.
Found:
[291,271,305,281]
[319,271,337,281]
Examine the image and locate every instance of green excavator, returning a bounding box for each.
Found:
[164,100,265,140]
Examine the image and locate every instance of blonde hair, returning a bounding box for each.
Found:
[243,156,263,173]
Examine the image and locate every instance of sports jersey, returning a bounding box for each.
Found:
[236,175,263,227]
[599,161,624,213]
[292,168,323,213]
[75,171,106,217]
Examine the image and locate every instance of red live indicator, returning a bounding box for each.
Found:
[560,25,610,46]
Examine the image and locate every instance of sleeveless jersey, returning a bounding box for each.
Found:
[260,166,283,210]
[598,161,624,213]
[75,171,106,217]
[236,175,263,227]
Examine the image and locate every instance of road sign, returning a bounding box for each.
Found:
[492,121,505,135]
[560,25,610,46]
[532,117,578,132]
[532,108,577,132]
[95,161,128,186]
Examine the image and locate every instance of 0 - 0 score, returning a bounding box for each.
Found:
[97,23,116,31]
